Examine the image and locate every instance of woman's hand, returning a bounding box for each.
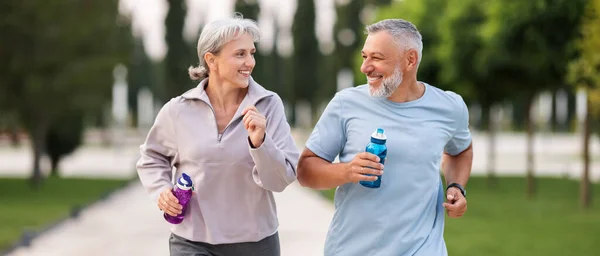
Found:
[242,106,266,148]
[158,187,182,216]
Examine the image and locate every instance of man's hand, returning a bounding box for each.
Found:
[443,187,467,218]
[242,106,266,148]
[344,152,384,183]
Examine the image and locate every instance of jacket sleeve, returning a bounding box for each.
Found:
[249,94,299,192]
[136,98,179,202]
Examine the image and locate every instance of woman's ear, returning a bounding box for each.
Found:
[205,52,217,70]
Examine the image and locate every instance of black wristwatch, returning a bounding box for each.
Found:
[446,183,466,197]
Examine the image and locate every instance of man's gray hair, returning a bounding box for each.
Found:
[365,19,423,65]
[189,13,260,80]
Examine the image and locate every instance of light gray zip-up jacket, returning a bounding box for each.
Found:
[136,77,299,244]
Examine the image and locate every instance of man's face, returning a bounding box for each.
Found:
[360,31,404,98]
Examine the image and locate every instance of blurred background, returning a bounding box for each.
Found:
[1,0,599,255]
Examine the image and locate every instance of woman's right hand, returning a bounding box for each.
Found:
[158,187,183,216]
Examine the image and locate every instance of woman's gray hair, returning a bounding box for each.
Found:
[365,19,423,65]
[188,13,260,80]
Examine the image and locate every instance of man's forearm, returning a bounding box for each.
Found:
[442,144,473,187]
[297,155,349,190]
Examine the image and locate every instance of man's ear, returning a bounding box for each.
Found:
[406,49,419,71]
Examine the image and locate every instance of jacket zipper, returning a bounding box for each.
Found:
[203,95,271,143]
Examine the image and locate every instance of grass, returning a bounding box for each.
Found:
[320,176,600,256]
[0,177,129,251]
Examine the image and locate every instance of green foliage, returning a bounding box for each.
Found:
[436,0,488,101]
[0,0,132,183]
[568,0,600,91]
[127,38,155,126]
[44,111,85,177]
[1,0,130,117]
[235,0,260,20]
[292,0,320,122]
[334,0,366,79]
[164,0,196,101]
[480,0,587,94]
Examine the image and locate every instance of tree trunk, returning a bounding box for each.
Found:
[484,103,497,187]
[580,97,591,209]
[525,93,536,199]
[29,123,48,188]
[50,155,60,177]
[9,127,20,147]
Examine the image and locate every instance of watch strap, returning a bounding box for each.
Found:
[446,183,466,197]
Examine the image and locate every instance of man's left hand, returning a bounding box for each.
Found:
[242,106,266,148]
[443,187,467,218]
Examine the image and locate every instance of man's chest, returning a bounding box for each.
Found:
[342,114,453,165]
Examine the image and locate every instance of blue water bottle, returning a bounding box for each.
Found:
[359,128,387,188]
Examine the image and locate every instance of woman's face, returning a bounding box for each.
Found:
[207,33,256,89]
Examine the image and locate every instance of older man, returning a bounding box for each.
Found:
[297,19,473,255]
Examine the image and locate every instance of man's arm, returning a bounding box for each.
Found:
[297,148,382,190]
[441,142,473,188]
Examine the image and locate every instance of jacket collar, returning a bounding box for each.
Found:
[181,76,274,106]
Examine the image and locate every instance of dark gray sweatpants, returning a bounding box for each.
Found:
[169,233,280,256]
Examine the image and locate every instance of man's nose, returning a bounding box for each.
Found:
[360,60,373,74]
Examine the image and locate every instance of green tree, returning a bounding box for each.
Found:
[128,37,156,127]
[45,111,85,177]
[481,0,587,198]
[436,0,513,186]
[292,0,320,125]
[334,0,366,87]
[164,0,195,101]
[235,0,259,18]
[0,0,131,187]
[567,0,600,209]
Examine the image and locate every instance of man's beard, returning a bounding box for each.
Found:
[368,67,403,98]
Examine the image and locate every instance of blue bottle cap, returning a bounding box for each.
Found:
[176,173,193,190]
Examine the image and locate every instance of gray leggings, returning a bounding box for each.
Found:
[169,233,280,256]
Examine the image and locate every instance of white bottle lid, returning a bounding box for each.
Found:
[371,128,386,140]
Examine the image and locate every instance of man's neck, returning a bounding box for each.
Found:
[387,78,424,103]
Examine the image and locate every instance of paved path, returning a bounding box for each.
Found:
[6,182,333,256]
[4,129,334,256]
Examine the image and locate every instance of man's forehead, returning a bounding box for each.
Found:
[362,32,398,55]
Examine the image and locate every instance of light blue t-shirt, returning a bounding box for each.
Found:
[305,83,472,256]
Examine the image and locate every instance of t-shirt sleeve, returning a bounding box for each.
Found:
[304,93,346,162]
[444,93,472,156]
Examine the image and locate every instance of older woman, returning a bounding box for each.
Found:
[136,14,298,256]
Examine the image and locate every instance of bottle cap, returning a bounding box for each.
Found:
[371,128,386,140]
[176,173,193,190]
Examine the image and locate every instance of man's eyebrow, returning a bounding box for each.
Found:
[362,51,386,57]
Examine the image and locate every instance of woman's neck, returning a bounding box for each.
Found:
[205,77,247,111]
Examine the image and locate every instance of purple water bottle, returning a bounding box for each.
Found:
[164,173,193,224]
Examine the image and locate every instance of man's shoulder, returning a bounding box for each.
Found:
[335,84,369,98]
[423,83,466,109]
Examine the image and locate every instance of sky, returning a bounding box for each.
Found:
[119,0,336,61]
